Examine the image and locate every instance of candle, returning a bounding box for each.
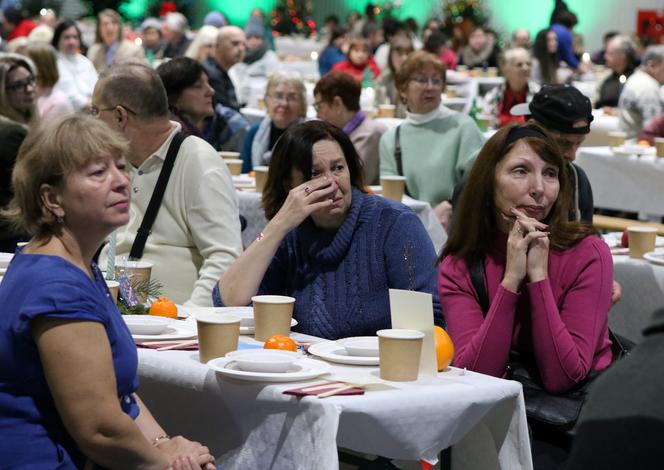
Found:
[106,231,116,280]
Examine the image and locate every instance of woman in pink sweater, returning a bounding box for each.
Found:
[439,122,613,394]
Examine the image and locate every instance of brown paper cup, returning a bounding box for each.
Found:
[114,260,152,304]
[225,159,243,176]
[608,131,626,148]
[196,314,241,363]
[378,104,396,118]
[377,329,424,381]
[380,176,406,201]
[628,226,657,259]
[105,280,119,303]
[655,138,664,158]
[219,151,241,160]
[251,295,295,341]
[254,166,269,192]
[486,67,498,77]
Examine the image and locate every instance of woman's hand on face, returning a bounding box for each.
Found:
[270,177,338,233]
[510,208,550,283]
[502,209,549,292]
[158,436,215,469]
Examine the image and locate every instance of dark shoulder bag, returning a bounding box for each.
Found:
[467,257,632,432]
[129,132,185,260]
[393,125,412,198]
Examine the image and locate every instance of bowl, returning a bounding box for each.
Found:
[0,252,13,269]
[337,336,379,357]
[226,349,300,373]
[123,315,171,335]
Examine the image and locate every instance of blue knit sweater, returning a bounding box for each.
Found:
[214,188,443,339]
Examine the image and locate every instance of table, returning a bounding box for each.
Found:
[275,37,325,59]
[583,110,619,147]
[237,189,447,253]
[137,334,532,470]
[575,146,664,218]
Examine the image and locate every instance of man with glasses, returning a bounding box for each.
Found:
[92,61,243,306]
[203,25,246,111]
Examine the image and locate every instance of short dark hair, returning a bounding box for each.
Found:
[557,11,578,29]
[262,120,365,219]
[157,57,206,106]
[98,61,169,119]
[52,20,82,50]
[314,71,361,112]
[441,122,595,263]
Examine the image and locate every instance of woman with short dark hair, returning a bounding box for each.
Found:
[216,120,442,339]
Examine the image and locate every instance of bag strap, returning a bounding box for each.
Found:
[129,132,185,260]
[467,257,489,316]
[394,125,411,197]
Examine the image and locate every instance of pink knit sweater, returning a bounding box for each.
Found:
[439,233,613,394]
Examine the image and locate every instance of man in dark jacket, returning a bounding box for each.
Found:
[203,26,246,111]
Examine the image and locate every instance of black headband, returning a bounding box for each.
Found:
[500,127,547,155]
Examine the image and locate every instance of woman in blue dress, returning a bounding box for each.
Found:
[0,115,215,469]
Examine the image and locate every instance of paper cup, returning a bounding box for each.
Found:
[105,280,120,303]
[655,137,664,158]
[380,175,406,201]
[486,67,498,77]
[608,131,627,148]
[219,151,241,160]
[251,295,295,341]
[114,260,153,304]
[196,313,241,363]
[257,97,266,110]
[476,114,494,132]
[445,86,458,98]
[254,165,269,192]
[627,226,657,259]
[377,329,424,381]
[225,159,243,176]
[378,104,396,118]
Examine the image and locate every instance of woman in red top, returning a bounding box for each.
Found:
[331,38,380,83]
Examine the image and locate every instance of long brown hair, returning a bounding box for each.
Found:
[440,122,597,263]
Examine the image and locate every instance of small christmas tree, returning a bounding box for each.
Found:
[270,0,316,37]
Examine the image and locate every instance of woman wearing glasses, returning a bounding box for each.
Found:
[379,51,484,231]
[240,71,307,173]
[0,55,38,252]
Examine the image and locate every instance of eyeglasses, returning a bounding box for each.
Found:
[268,93,300,104]
[410,76,444,88]
[89,104,137,117]
[313,100,326,111]
[6,76,36,93]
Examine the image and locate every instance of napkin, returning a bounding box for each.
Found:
[136,341,199,351]
[283,381,364,397]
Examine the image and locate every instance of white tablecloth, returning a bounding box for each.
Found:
[137,335,532,470]
[238,189,447,253]
[583,110,619,147]
[275,37,325,58]
[576,146,664,217]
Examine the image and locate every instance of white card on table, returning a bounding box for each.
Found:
[388,289,437,376]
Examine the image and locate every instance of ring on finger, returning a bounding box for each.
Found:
[304,186,311,195]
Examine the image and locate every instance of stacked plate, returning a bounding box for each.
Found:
[209,349,330,382]
[123,316,197,341]
[308,336,380,366]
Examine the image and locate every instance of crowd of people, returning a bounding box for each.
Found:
[0,1,663,469]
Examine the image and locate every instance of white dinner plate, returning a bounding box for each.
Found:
[0,252,13,269]
[643,251,664,266]
[185,306,298,334]
[308,341,380,366]
[208,356,330,382]
[131,319,197,341]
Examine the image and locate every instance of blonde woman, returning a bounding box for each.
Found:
[185,25,218,63]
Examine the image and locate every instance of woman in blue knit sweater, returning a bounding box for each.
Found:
[214,120,442,339]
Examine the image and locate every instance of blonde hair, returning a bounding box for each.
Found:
[185,25,219,62]
[3,115,129,238]
[23,43,60,87]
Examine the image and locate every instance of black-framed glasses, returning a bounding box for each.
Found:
[6,76,36,93]
[89,104,137,117]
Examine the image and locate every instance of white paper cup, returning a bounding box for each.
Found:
[218,151,241,160]
[196,313,241,363]
[377,329,424,381]
[627,226,657,259]
[225,159,243,176]
[380,175,406,201]
[114,259,153,304]
[251,295,295,341]
[378,104,396,118]
[608,131,627,148]
[254,165,269,192]
[654,137,664,158]
[105,280,120,303]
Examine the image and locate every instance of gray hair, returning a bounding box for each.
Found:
[643,45,664,66]
[503,47,531,66]
[98,60,169,120]
[165,12,188,33]
[265,71,307,117]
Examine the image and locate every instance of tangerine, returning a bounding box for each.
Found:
[149,297,178,319]
[264,335,298,352]
[434,326,455,371]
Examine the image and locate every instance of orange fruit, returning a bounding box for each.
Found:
[434,326,454,371]
[364,186,375,194]
[637,140,651,147]
[149,296,178,319]
[264,335,298,352]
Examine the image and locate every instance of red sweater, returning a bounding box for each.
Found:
[331,58,381,82]
[439,232,613,394]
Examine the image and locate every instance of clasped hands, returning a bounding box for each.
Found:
[502,207,550,293]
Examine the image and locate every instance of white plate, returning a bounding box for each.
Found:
[131,319,197,341]
[186,306,297,334]
[603,232,664,249]
[308,341,379,366]
[232,175,255,188]
[123,315,171,335]
[643,251,664,266]
[225,349,301,373]
[208,357,330,382]
[336,336,379,357]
